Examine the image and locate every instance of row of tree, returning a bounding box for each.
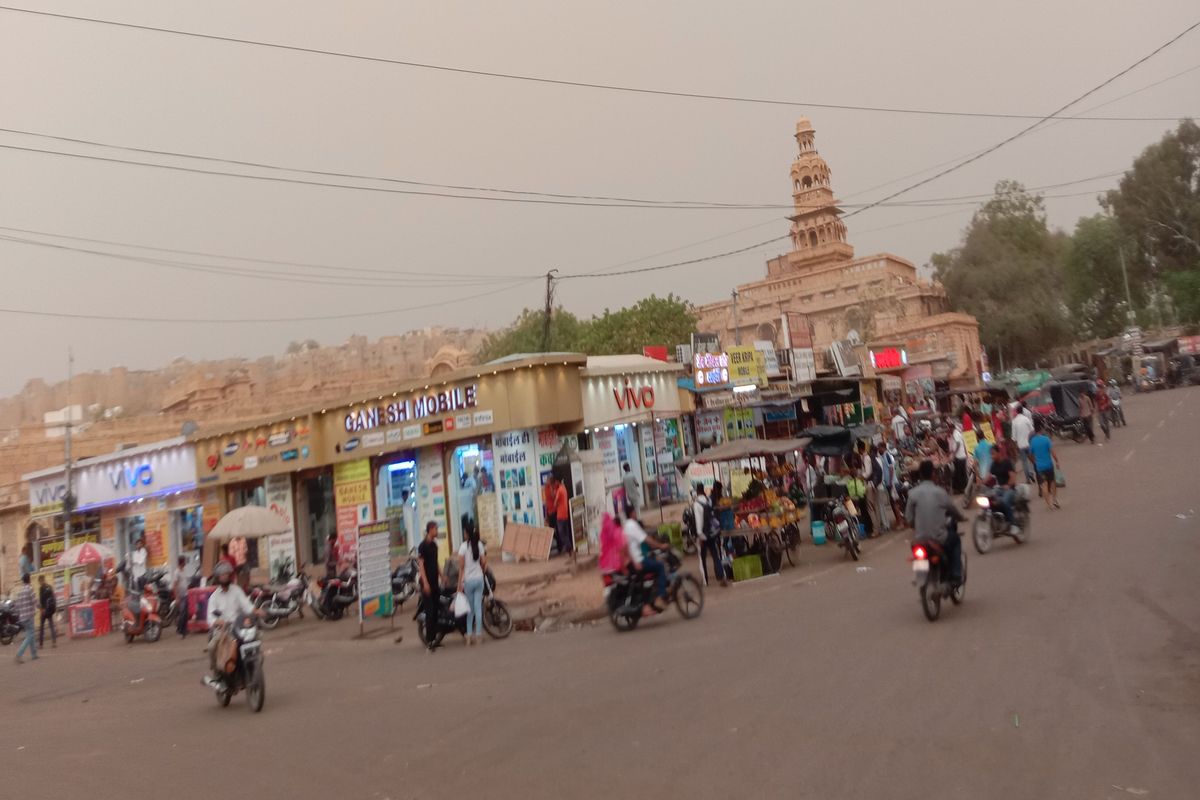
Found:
[474,294,697,363]
[933,120,1200,366]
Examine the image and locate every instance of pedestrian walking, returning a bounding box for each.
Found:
[172,556,190,638]
[1011,403,1036,487]
[552,476,573,558]
[950,422,969,495]
[37,574,57,648]
[621,463,641,514]
[872,443,893,533]
[1079,391,1097,444]
[417,521,444,653]
[457,522,487,646]
[1096,386,1113,440]
[1029,419,1061,510]
[13,573,38,663]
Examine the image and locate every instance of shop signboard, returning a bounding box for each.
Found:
[693,352,730,388]
[783,312,813,349]
[724,407,755,441]
[265,474,297,578]
[333,459,372,559]
[868,347,908,371]
[790,348,817,383]
[691,332,721,354]
[356,520,393,621]
[642,345,669,362]
[37,531,99,568]
[416,446,448,560]
[27,441,197,515]
[495,429,539,526]
[694,409,726,450]
[579,450,606,540]
[830,340,862,378]
[753,340,782,378]
[195,419,315,486]
[475,492,502,550]
[727,346,767,387]
[594,428,622,487]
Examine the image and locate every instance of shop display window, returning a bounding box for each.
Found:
[449,441,494,547]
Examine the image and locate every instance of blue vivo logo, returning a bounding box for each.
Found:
[109,464,153,491]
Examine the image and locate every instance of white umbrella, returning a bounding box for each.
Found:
[208,506,290,540]
[57,541,117,568]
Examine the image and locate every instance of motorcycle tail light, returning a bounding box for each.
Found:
[912,545,927,560]
[975,496,990,508]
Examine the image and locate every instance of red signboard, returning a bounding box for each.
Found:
[642,345,669,362]
[869,347,907,370]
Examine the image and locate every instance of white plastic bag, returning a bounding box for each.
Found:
[453,591,469,617]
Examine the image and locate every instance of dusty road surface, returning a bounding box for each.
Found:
[4,389,1198,799]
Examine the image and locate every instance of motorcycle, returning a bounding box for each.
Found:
[0,599,21,645]
[121,582,163,643]
[415,570,514,646]
[603,548,704,633]
[391,555,419,608]
[207,611,265,713]
[1044,413,1087,443]
[314,569,358,620]
[680,505,700,555]
[972,484,1031,554]
[910,523,968,623]
[250,566,311,630]
[144,568,181,629]
[823,496,862,561]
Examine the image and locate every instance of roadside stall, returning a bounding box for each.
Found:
[56,541,118,638]
[688,438,811,580]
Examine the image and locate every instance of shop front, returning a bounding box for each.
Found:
[580,355,694,517]
[191,415,322,578]
[24,437,216,601]
[319,355,585,562]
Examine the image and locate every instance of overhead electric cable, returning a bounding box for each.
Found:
[0,5,1192,122]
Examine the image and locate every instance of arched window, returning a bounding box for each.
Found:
[808,230,818,248]
[801,175,812,189]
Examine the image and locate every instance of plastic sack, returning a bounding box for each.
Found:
[453,592,469,617]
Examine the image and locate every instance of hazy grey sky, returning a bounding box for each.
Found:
[2,1,1197,394]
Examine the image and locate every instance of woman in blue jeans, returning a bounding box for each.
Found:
[457,523,488,646]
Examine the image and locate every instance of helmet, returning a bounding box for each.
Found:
[213,560,235,585]
[1108,379,1117,386]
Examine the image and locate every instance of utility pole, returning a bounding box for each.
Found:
[731,289,740,345]
[541,269,558,352]
[1118,248,1136,325]
[63,347,74,550]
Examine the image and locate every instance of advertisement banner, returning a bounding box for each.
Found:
[791,348,817,382]
[783,312,813,349]
[694,409,726,450]
[753,340,782,377]
[144,527,167,568]
[265,474,297,579]
[334,458,372,559]
[728,346,767,387]
[357,521,393,620]
[37,531,99,569]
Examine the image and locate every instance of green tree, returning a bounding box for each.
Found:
[931,180,1071,366]
[475,307,585,362]
[1063,214,1140,339]
[579,294,697,355]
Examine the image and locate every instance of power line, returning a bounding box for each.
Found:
[840,19,1200,222]
[0,5,1191,123]
[0,277,542,324]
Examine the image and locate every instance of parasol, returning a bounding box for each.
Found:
[208,506,290,540]
[57,541,117,568]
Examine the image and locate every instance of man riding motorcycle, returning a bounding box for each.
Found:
[622,503,670,612]
[203,561,258,687]
[988,452,1021,536]
[905,460,967,585]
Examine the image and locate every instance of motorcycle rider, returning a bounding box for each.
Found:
[622,503,670,613]
[988,450,1021,536]
[204,560,257,687]
[1107,380,1126,425]
[905,460,966,585]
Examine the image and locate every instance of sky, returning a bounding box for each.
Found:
[1,0,1197,395]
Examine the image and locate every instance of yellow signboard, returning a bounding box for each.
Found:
[334,459,370,484]
[335,481,372,508]
[727,346,767,388]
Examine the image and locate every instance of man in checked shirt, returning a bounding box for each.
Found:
[12,573,39,663]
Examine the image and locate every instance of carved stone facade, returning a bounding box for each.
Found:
[695,118,982,385]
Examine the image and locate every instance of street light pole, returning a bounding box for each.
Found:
[64,347,74,550]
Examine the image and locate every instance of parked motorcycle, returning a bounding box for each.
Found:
[824,497,861,561]
[391,555,419,608]
[972,484,1031,554]
[603,548,704,633]
[144,568,180,629]
[910,525,967,622]
[680,505,700,555]
[250,566,311,630]
[121,582,163,643]
[415,570,513,645]
[315,569,358,620]
[0,599,21,645]
[1044,413,1087,443]
[207,611,265,713]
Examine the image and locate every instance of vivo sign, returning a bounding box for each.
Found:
[27,443,197,515]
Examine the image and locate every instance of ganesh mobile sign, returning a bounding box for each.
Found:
[357,521,394,620]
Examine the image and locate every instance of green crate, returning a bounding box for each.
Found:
[732,555,763,583]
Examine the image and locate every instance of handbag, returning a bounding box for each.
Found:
[452,591,470,617]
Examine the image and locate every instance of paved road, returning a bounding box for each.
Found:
[4,389,1198,799]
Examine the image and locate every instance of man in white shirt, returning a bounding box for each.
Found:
[1010,403,1036,484]
[204,561,257,686]
[950,423,969,494]
[891,409,908,443]
[692,484,727,587]
[621,504,669,610]
[130,538,148,590]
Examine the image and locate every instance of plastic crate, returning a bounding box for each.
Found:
[732,555,763,583]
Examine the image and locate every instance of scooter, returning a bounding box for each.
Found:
[121,582,163,643]
[0,599,21,645]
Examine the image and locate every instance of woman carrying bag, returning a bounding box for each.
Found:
[457,522,488,646]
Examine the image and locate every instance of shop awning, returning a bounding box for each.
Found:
[687,437,812,464]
